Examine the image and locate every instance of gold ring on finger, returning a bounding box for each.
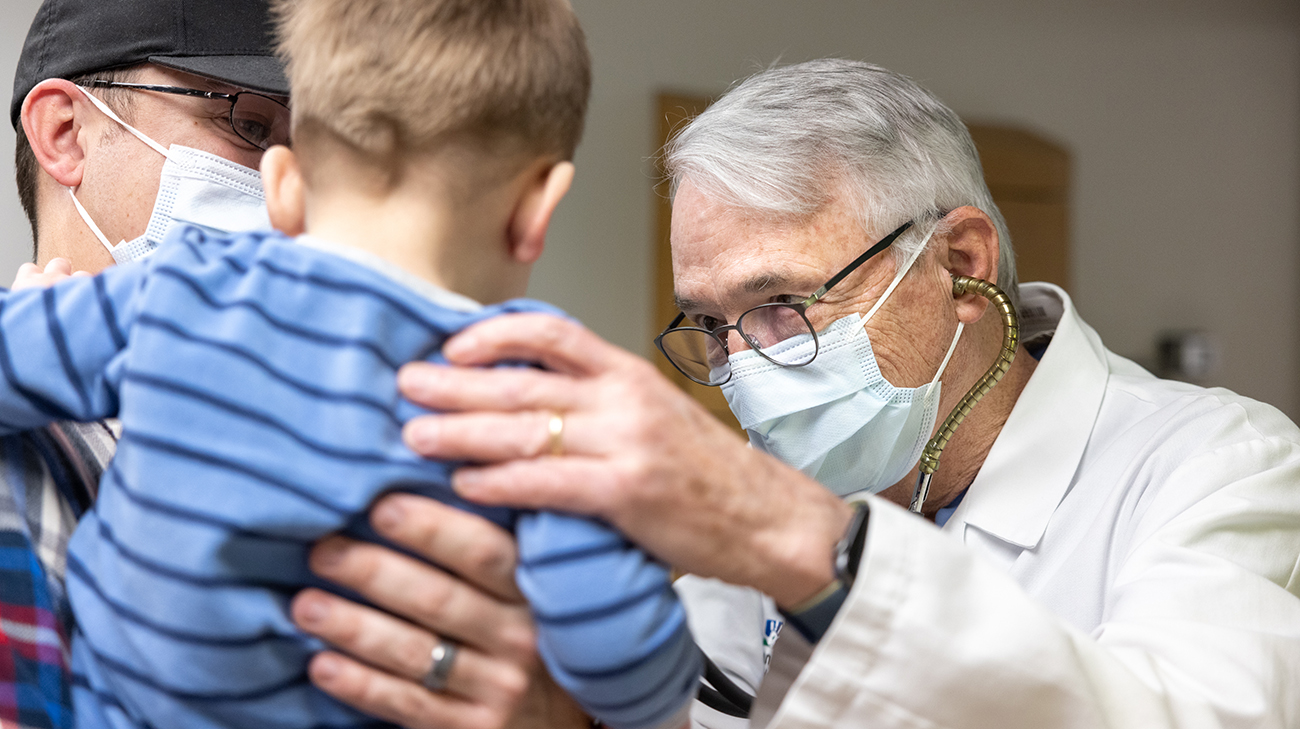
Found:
[547,412,565,457]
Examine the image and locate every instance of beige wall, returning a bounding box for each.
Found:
[0,0,40,267]
[535,0,1300,417]
[2,0,1298,416]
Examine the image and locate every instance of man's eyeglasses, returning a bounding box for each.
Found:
[655,219,915,387]
[78,80,291,151]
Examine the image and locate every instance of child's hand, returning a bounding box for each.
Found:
[10,259,91,290]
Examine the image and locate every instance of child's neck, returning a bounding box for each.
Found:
[303,186,527,305]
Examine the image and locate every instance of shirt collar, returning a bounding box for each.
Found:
[949,282,1110,549]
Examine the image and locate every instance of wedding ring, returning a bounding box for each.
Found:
[547,412,565,457]
[422,639,458,692]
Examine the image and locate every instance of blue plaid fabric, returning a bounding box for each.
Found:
[0,422,113,729]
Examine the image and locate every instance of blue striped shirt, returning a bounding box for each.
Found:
[0,228,699,729]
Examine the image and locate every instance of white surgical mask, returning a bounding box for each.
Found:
[721,229,964,497]
[68,86,271,265]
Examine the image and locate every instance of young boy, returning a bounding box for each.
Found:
[0,1,699,727]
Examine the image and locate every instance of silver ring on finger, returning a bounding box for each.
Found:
[422,639,459,692]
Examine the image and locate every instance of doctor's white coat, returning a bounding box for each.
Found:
[682,283,1300,729]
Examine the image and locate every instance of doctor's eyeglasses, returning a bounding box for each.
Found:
[655,219,915,387]
[77,80,291,151]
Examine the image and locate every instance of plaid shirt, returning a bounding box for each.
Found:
[0,421,115,729]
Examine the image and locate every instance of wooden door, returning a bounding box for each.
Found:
[650,94,1071,429]
[966,125,1071,290]
[650,94,742,431]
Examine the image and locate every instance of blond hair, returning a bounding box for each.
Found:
[274,0,589,178]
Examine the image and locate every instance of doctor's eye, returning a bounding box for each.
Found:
[692,314,724,332]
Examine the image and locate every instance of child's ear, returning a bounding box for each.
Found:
[507,161,574,264]
[261,145,306,237]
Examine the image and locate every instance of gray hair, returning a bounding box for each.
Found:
[664,59,1019,310]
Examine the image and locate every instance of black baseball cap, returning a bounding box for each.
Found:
[11,0,289,129]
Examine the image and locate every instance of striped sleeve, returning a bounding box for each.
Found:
[516,512,701,729]
[0,267,144,432]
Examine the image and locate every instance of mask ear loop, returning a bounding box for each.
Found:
[66,188,118,253]
[66,85,175,254]
[858,226,936,332]
[853,221,956,398]
[74,86,171,158]
[923,322,964,403]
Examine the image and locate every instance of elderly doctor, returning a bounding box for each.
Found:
[395,59,1300,728]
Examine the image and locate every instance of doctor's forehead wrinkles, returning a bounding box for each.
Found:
[743,271,793,294]
[674,269,807,314]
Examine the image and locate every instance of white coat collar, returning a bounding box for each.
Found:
[952,283,1110,549]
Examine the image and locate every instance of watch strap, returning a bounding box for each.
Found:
[835,499,870,589]
[780,500,870,644]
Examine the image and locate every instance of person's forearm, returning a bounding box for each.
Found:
[723,447,854,609]
[762,494,1300,729]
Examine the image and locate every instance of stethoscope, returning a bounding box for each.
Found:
[698,655,754,718]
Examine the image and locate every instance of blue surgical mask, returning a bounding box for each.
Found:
[721,231,963,497]
[68,86,271,265]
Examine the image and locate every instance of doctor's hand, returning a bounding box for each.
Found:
[292,494,589,729]
[398,313,853,609]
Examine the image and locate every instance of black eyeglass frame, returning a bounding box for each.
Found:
[77,80,291,151]
[654,219,916,387]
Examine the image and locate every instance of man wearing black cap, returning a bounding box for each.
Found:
[1,2,560,727]
[10,0,290,269]
[3,1,290,725]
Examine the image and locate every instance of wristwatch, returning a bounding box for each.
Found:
[781,500,870,643]
[834,499,871,589]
